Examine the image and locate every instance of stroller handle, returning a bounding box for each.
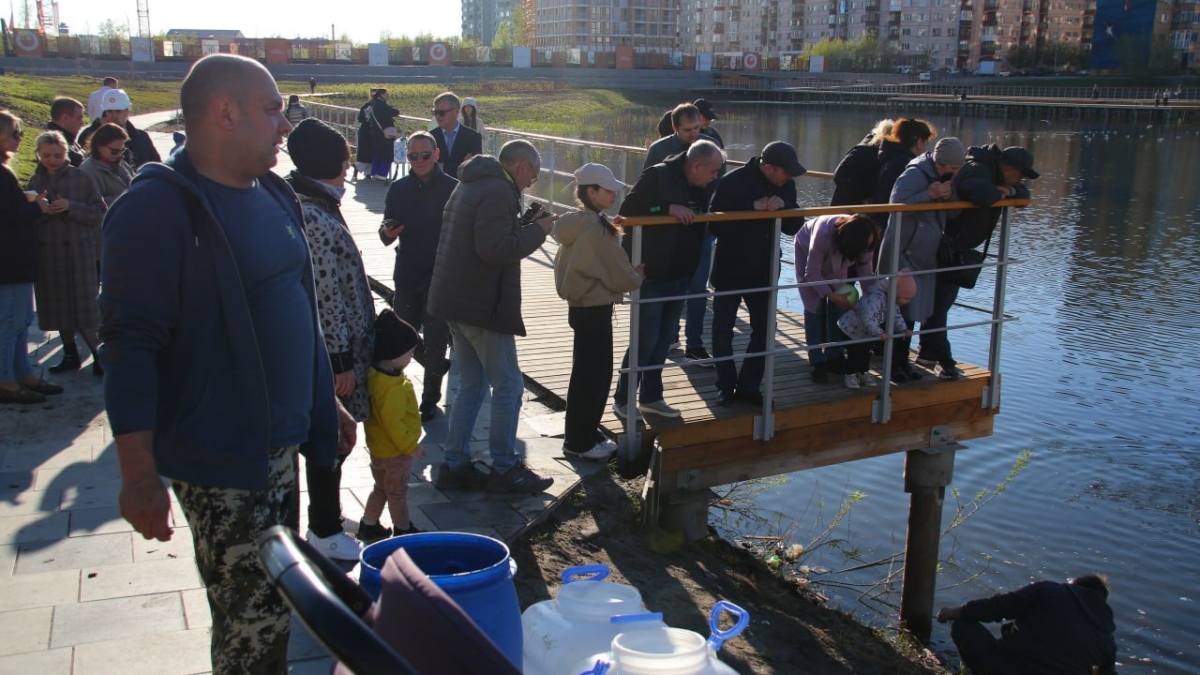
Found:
[257,525,421,675]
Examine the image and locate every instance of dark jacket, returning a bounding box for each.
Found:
[46,120,84,167]
[709,157,803,290]
[0,164,42,284]
[98,150,338,490]
[643,133,688,170]
[946,144,1032,250]
[959,580,1117,675]
[381,164,458,290]
[873,139,917,206]
[431,124,483,180]
[78,118,161,169]
[427,155,546,336]
[830,139,880,206]
[619,152,713,281]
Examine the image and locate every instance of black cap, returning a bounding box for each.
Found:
[760,141,806,177]
[373,310,420,362]
[1000,146,1039,179]
[693,98,719,121]
[287,118,348,180]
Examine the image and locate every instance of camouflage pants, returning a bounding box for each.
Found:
[173,445,300,675]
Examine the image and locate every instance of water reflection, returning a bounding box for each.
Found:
[575,104,1200,673]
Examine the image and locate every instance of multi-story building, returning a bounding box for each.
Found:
[463,0,516,47]
[535,0,679,52]
[1169,0,1198,68]
[678,0,805,57]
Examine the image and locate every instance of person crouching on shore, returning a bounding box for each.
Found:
[552,163,644,461]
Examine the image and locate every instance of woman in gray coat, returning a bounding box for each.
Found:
[80,123,135,208]
[877,137,965,381]
[26,130,107,376]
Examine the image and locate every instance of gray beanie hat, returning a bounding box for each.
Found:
[932,137,966,166]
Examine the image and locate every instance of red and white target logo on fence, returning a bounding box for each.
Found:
[15,30,42,57]
[428,42,449,66]
[742,52,760,71]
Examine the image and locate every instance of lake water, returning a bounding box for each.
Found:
[581,104,1200,673]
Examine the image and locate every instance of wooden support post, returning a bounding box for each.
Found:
[899,446,956,643]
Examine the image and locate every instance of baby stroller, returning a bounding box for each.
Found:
[258,526,522,675]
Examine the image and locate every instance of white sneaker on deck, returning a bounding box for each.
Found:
[565,442,616,462]
[843,373,861,389]
[612,401,641,421]
[858,371,881,387]
[306,529,364,562]
[638,399,682,418]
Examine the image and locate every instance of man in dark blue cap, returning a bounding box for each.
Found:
[693,98,724,148]
[708,141,806,406]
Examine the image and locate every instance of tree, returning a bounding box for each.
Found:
[1006,44,1035,69]
[492,18,516,49]
[96,19,127,40]
[515,0,537,47]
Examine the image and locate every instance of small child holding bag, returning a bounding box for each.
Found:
[358,310,426,543]
[837,271,916,389]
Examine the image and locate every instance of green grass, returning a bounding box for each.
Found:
[0,74,181,181]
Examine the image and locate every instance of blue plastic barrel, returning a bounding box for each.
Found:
[359,532,522,668]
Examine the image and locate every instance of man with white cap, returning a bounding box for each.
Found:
[77,89,161,169]
[708,141,805,406]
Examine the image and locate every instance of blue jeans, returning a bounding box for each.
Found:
[614,277,688,406]
[804,297,847,367]
[0,284,35,383]
[370,158,391,178]
[683,232,715,348]
[712,289,769,394]
[442,322,523,474]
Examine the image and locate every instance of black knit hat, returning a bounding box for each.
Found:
[373,310,421,362]
[287,118,347,180]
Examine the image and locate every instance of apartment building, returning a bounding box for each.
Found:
[463,0,517,47]
[679,0,805,56]
[534,0,679,52]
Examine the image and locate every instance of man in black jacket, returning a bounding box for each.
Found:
[380,131,458,421]
[918,145,1035,378]
[612,140,724,420]
[46,97,85,167]
[429,91,483,179]
[709,142,806,405]
[77,89,162,169]
[938,573,1117,675]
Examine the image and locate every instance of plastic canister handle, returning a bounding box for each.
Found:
[562,564,610,584]
[609,612,664,625]
[706,600,750,652]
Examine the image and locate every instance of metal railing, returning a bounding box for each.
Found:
[614,198,1024,457]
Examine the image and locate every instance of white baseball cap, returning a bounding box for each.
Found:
[100,89,132,113]
[572,163,628,192]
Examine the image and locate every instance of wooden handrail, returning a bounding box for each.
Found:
[616,198,1031,227]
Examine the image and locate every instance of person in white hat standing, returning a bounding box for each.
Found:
[552,163,644,461]
[77,89,161,169]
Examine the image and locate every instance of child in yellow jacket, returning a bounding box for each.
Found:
[358,310,425,543]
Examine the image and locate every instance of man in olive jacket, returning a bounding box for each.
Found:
[427,140,557,495]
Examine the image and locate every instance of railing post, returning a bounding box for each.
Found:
[547,139,556,206]
[874,210,902,424]
[755,217,782,441]
[984,206,1011,409]
[622,225,644,461]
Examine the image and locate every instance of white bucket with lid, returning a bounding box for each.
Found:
[522,565,666,675]
[571,601,750,675]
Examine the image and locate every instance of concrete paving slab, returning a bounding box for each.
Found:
[0,442,93,472]
[421,498,525,532]
[0,489,60,518]
[0,511,70,545]
[16,532,132,574]
[0,568,79,612]
[72,628,211,675]
[0,605,53,655]
[80,557,203,602]
[522,410,567,438]
[51,592,186,648]
[69,505,134,537]
[32,459,121,492]
[0,646,74,674]
[181,588,212,629]
[132,527,195,563]
[0,470,35,494]
[59,481,122,510]
[0,543,17,576]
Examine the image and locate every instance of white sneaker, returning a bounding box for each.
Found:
[595,436,618,451]
[858,371,881,387]
[915,356,938,367]
[565,442,616,462]
[306,529,364,562]
[638,399,682,418]
[843,373,861,389]
[612,401,641,421]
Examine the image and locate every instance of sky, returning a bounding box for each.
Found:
[22,1,463,43]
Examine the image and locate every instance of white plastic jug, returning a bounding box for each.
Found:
[571,601,750,675]
[522,565,666,675]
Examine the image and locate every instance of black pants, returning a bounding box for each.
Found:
[394,284,452,405]
[712,289,769,394]
[306,452,349,538]
[918,276,960,367]
[951,620,1022,675]
[846,341,873,375]
[564,304,613,452]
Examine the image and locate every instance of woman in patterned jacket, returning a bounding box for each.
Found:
[286,119,377,560]
[26,130,107,376]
